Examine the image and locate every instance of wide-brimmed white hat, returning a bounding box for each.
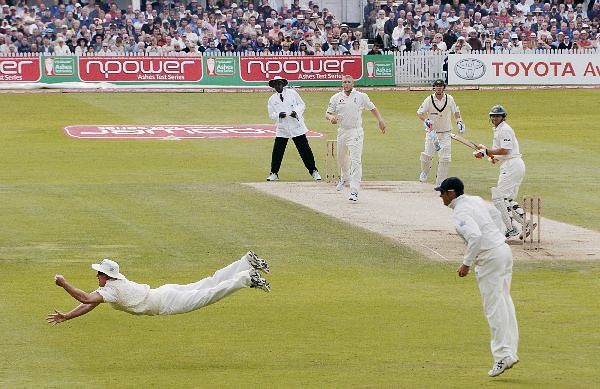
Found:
[92,258,125,279]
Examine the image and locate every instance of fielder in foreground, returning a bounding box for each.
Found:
[436,177,519,378]
[47,252,270,324]
[417,79,465,186]
[474,105,531,239]
[325,75,386,202]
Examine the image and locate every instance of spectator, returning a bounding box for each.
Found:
[367,42,383,55]
[54,35,71,54]
[97,40,113,55]
[373,8,388,46]
[325,39,347,55]
[466,28,482,50]
[74,37,88,55]
[204,39,220,55]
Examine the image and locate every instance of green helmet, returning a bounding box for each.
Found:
[488,105,507,117]
[432,79,446,89]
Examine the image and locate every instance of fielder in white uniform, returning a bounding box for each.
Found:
[474,105,530,239]
[436,177,519,378]
[417,79,465,186]
[325,75,386,202]
[47,252,270,324]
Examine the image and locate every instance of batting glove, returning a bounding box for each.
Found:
[457,120,465,133]
[423,119,433,131]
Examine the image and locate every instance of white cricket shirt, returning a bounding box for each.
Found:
[267,87,308,138]
[492,121,522,162]
[417,93,460,133]
[97,278,160,315]
[326,88,376,135]
[449,195,506,266]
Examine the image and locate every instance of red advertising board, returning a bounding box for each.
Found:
[78,56,203,82]
[240,55,363,83]
[0,57,41,82]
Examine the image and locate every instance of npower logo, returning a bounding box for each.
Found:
[240,55,363,82]
[78,56,202,82]
[0,57,41,82]
[454,58,486,80]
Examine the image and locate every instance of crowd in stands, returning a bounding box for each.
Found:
[0,0,597,56]
[365,0,599,52]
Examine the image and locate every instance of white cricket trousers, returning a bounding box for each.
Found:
[474,243,519,362]
[337,129,364,194]
[156,257,253,315]
[496,158,525,200]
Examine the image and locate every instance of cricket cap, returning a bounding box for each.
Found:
[434,177,464,193]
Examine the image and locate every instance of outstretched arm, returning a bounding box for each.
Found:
[47,302,100,325]
[370,107,386,133]
[54,275,104,304]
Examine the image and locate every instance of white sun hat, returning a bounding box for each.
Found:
[92,258,125,279]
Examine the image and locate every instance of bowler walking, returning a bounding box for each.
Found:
[325,75,386,202]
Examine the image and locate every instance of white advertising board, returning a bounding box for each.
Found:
[448,51,600,85]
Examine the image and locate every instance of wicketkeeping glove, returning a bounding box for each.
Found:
[457,120,465,133]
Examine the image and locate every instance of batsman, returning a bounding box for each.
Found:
[474,105,532,239]
[417,79,465,186]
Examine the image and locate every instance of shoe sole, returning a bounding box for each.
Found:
[246,252,270,274]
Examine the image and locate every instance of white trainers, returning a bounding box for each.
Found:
[505,227,520,239]
[249,269,271,292]
[245,251,270,274]
[488,355,519,377]
[312,170,322,181]
[266,172,279,181]
[349,192,358,202]
[336,179,345,191]
[419,171,428,182]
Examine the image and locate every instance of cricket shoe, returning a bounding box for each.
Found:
[336,179,346,191]
[249,269,271,292]
[349,192,358,202]
[488,355,519,377]
[311,170,322,181]
[266,172,279,181]
[245,251,270,274]
[419,171,428,182]
[505,227,520,239]
[519,221,537,240]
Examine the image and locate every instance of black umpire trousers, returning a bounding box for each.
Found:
[270,134,317,175]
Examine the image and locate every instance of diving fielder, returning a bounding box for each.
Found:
[436,177,519,378]
[474,105,530,239]
[417,79,465,186]
[325,75,386,202]
[47,252,270,323]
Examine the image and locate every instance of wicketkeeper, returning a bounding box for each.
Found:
[417,79,465,186]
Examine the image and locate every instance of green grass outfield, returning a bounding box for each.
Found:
[1,89,599,387]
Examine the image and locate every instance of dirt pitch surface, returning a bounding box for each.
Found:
[246,181,600,262]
